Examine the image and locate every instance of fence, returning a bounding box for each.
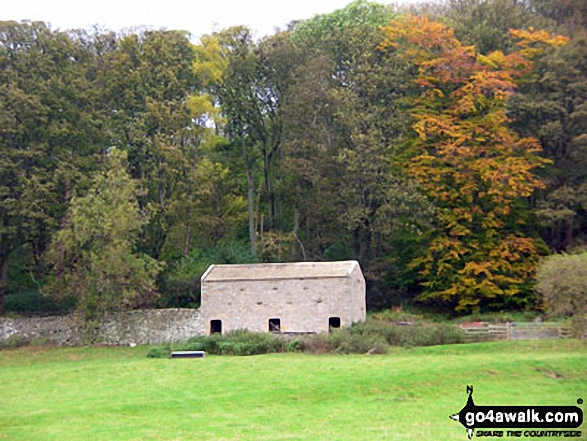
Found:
[461,322,580,342]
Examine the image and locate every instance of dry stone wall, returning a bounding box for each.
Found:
[0,308,204,346]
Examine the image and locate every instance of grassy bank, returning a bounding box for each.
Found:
[0,340,585,440]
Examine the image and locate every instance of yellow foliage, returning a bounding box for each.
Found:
[186,94,216,119]
[510,28,569,49]
[477,50,507,68]
[192,34,228,86]
[379,14,563,311]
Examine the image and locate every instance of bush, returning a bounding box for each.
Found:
[181,341,205,352]
[289,318,463,354]
[285,339,303,353]
[290,330,389,355]
[158,243,258,308]
[184,330,284,356]
[147,318,465,359]
[353,318,464,347]
[0,334,26,349]
[287,332,336,354]
[146,347,170,359]
[4,291,77,316]
[220,331,283,356]
[453,311,540,324]
[371,310,424,324]
[537,252,587,337]
[331,331,389,354]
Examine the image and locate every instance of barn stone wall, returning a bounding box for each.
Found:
[0,308,204,346]
[202,274,366,334]
[350,265,366,324]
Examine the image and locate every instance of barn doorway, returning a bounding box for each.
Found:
[329,317,341,330]
[269,318,281,333]
[210,319,222,334]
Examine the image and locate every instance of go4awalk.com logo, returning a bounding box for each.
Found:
[450,386,583,439]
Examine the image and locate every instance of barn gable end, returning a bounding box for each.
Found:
[201,261,366,335]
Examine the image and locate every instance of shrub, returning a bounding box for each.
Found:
[29,336,51,346]
[290,330,389,355]
[331,331,389,354]
[289,319,464,354]
[453,311,540,324]
[288,333,333,354]
[159,243,258,308]
[285,339,303,353]
[371,310,423,324]
[0,334,26,349]
[182,341,205,352]
[147,319,464,359]
[4,291,77,316]
[184,330,284,356]
[352,318,464,347]
[220,331,283,356]
[0,334,54,349]
[146,347,170,359]
[537,252,587,337]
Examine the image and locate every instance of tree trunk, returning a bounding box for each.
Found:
[292,208,300,260]
[0,232,9,314]
[264,147,272,229]
[31,225,46,281]
[57,179,72,282]
[565,218,573,251]
[292,208,306,261]
[243,137,256,251]
[184,225,192,258]
[263,148,276,230]
[215,192,225,242]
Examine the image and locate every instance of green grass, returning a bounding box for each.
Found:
[0,340,585,440]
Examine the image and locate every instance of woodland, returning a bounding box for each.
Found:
[1,0,585,320]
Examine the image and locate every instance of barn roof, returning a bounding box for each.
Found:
[201,260,360,282]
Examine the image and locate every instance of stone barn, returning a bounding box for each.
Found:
[200,261,366,335]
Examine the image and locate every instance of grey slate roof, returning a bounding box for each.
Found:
[201,261,360,282]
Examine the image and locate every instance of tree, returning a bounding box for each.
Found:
[510,30,587,251]
[282,3,434,307]
[0,21,104,312]
[46,149,162,324]
[446,0,555,54]
[537,252,587,337]
[99,30,197,259]
[161,156,247,259]
[439,0,587,254]
[380,16,567,311]
[213,26,291,250]
[198,27,260,252]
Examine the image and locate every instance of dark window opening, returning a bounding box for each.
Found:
[269,318,281,333]
[210,319,222,334]
[329,317,341,330]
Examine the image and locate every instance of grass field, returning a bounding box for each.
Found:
[0,340,585,440]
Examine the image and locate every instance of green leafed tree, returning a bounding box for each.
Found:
[212,26,293,251]
[99,30,197,260]
[0,21,105,313]
[443,0,587,252]
[510,30,587,252]
[281,2,433,307]
[45,148,162,324]
[537,252,587,336]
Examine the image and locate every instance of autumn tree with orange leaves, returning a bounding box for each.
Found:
[380,17,568,312]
